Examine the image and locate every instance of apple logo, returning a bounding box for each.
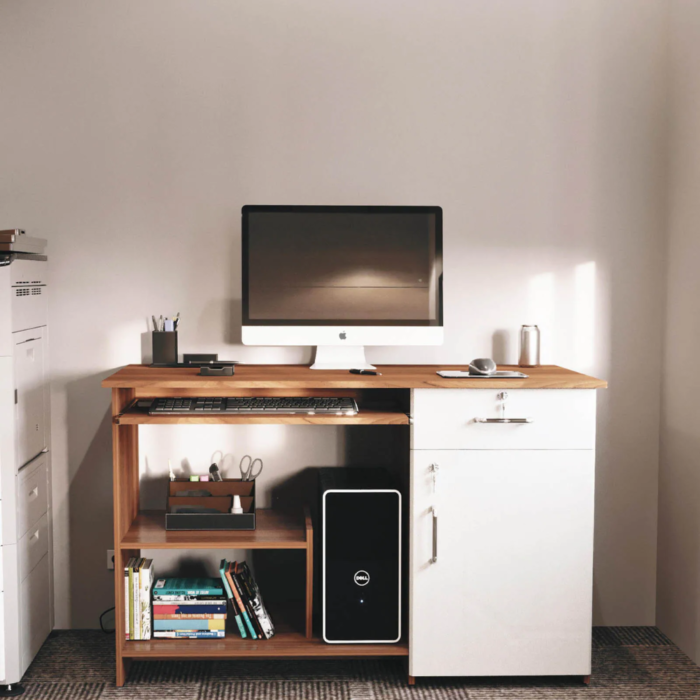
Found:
[339,331,347,340]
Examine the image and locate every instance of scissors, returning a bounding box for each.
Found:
[239,455,263,481]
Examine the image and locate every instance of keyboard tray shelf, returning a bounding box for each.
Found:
[114,407,409,425]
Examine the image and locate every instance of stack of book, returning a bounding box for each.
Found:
[219,559,275,640]
[152,577,227,639]
[124,558,154,641]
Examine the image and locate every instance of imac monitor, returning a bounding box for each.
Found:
[242,205,443,369]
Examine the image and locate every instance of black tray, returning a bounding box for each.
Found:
[165,478,255,530]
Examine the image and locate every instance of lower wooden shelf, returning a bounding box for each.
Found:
[123,605,407,659]
[122,630,408,659]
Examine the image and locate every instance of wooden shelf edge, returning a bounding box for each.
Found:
[114,409,409,426]
[121,636,409,659]
[119,509,309,551]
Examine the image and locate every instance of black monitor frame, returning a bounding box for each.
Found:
[241,205,443,327]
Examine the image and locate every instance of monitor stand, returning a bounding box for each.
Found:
[310,345,376,371]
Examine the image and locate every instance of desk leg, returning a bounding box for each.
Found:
[304,507,313,639]
[115,547,139,687]
[112,388,138,688]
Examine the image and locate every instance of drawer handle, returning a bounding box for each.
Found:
[30,529,40,542]
[475,417,533,424]
[431,506,438,564]
[28,486,39,500]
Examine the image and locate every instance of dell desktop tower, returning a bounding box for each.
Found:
[319,468,402,644]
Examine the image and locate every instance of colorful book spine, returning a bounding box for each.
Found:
[154,613,227,620]
[153,604,227,614]
[152,595,226,602]
[154,619,225,631]
[237,562,275,639]
[219,559,246,639]
[153,578,224,597]
[153,630,225,639]
[140,559,153,640]
[128,558,135,641]
[226,563,256,639]
[125,557,134,641]
[230,563,263,638]
[133,559,142,640]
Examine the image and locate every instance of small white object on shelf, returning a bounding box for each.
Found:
[231,495,244,514]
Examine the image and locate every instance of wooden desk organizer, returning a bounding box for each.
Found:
[165,478,256,530]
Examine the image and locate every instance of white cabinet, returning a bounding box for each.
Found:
[409,388,596,679]
[19,553,51,673]
[1,255,53,687]
[14,328,47,469]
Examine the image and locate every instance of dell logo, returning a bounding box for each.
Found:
[339,331,347,340]
[354,570,370,586]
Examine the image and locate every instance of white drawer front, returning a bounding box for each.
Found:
[18,455,48,540]
[18,513,49,582]
[412,389,596,450]
[19,553,51,674]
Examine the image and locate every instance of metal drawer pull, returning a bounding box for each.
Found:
[431,506,438,564]
[28,486,39,500]
[30,529,40,542]
[475,417,533,424]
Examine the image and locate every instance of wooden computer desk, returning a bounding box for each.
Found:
[103,364,606,687]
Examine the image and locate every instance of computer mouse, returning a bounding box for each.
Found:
[469,358,497,375]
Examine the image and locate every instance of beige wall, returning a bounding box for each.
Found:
[0,0,668,628]
[656,0,700,662]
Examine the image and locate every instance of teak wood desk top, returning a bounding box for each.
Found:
[102,364,607,390]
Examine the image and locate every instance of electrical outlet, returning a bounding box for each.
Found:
[107,549,115,570]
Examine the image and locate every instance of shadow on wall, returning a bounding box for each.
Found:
[657,425,700,654]
[64,371,115,629]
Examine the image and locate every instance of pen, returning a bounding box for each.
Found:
[159,315,164,331]
[349,369,382,376]
[152,315,158,331]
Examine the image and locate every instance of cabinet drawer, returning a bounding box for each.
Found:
[412,389,596,450]
[18,513,49,582]
[19,553,51,674]
[14,328,47,469]
[18,455,48,540]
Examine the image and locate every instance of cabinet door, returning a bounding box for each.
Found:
[410,449,594,677]
[14,329,46,469]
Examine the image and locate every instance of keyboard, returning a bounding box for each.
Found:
[149,396,359,415]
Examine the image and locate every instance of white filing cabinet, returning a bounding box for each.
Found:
[0,243,54,689]
[409,389,596,679]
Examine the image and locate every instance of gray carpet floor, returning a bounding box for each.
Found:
[15,627,700,699]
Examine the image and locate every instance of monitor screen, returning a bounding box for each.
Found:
[242,206,442,326]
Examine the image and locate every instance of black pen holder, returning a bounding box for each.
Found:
[152,331,178,364]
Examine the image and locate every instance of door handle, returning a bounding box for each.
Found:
[475,417,533,424]
[28,486,39,501]
[431,506,438,564]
